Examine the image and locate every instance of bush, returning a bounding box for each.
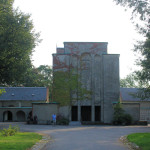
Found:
[56,114,69,125]
[0,125,20,137]
[113,103,133,125]
[122,114,133,125]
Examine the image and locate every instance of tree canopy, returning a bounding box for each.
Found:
[0,0,41,85]
[120,72,148,88]
[114,0,150,34]
[52,70,91,106]
[21,65,52,88]
[114,0,150,98]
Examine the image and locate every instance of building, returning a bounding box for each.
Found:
[120,88,150,123]
[53,42,120,123]
[0,87,49,122]
[2,42,149,124]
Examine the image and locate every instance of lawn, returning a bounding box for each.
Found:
[127,133,150,150]
[0,132,42,150]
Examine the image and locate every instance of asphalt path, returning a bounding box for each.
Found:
[0,123,150,150]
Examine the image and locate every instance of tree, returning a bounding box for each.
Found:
[36,65,53,88]
[114,0,150,98]
[113,0,150,34]
[20,65,52,88]
[0,88,6,96]
[0,0,41,85]
[52,70,91,106]
[120,72,148,88]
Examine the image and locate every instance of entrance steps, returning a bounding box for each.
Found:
[69,121,81,126]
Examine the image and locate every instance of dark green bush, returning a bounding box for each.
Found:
[122,113,133,125]
[56,114,69,125]
[113,103,133,125]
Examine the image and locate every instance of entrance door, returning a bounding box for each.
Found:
[81,106,91,121]
[72,106,78,121]
[95,106,101,121]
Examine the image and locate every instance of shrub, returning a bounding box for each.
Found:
[113,103,124,125]
[0,125,20,137]
[113,103,133,125]
[56,114,69,125]
[122,113,133,125]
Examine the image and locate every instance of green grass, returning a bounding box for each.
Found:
[0,132,42,150]
[127,133,150,150]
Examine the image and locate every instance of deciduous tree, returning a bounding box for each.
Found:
[52,70,91,106]
[0,0,41,85]
[120,72,148,88]
[114,0,150,98]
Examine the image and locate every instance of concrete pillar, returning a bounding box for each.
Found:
[92,105,95,122]
[78,101,81,121]
[69,106,71,121]
[0,110,3,122]
[91,54,95,122]
[12,111,17,122]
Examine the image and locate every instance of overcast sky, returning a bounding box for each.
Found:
[13,0,143,78]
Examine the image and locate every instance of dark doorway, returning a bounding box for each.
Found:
[28,111,32,117]
[72,106,78,121]
[17,111,25,122]
[95,106,101,121]
[81,106,91,121]
[3,111,13,122]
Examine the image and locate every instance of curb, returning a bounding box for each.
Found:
[30,134,52,150]
[120,136,141,150]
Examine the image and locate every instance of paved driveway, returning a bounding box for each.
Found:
[0,123,150,150]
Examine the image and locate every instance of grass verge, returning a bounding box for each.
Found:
[0,132,42,150]
[127,133,150,150]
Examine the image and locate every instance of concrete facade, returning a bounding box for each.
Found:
[32,103,59,124]
[120,88,150,123]
[122,102,150,123]
[53,42,120,123]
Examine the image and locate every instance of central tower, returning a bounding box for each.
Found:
[52,42,120,123]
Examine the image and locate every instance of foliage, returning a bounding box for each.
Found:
[127,133,150,150]
[20,67,45,87]
[0,0,41,85]
[0,132,42,150]
[113,103,125,125]
[20,65,52,100]
[120,72,148,88]
[134,34,150,98]
[0,88,6,96]
[0,125,20,137]
[113,0,150,34]
[56,114,69,125]
[114,0,150,99]
[113,103,132,125]
[36,65,53,88]
[21,65,52,87]
[52,70,91,106]
[122,113,133,125]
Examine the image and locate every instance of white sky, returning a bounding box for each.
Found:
[13,0,143,78]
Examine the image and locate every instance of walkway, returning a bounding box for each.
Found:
[0,123,150,150]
